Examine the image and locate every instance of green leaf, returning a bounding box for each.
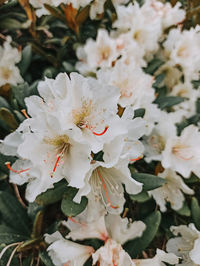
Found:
[124,211,161,257]
[39,251,54,266]
[196,98,200,114]
[18,45,32,76]
[0,96,10,109]
[153,73,165,89]
[154,96,185,110]
[131,172,166,191]
[0,18,22,29]
[191,197,200,230]
[0,225,28,244]
[0,107,18,130]
[144,59,164,75]
[176,201,191,217]
[130,191,150,203]
[11,83,29,108]
[61,187,88,217]
[0,191,30,235]
[134,108,145,118]
[31,210,44,238]
[36,180,68,206]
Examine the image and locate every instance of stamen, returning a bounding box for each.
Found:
[50,155,61,178]
[5,162,30,174]
[21,109,30,119]
[68,217,87,227]
[50,145,67,178]
[130,155,143,162]
[97,169,119,209]
[112,257,117,266]
[87,125,109,136]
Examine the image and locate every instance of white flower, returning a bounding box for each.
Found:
[92,239,135,266]
[97,61,154,108]
[63,213,145,266]
[45,231,94,266]
[0,36,23,87]
[167,224,200,265]
[149,169,194,212]
[162,125,200,178]
[29,0,69,17]
[169,82,200,118]
[133,248,179,266]
[148,0,185,29]
[6,121,91,202]
[143,112,177,162]
[113,2,162,54]
[89,0,107,20]
[74,161,143,215]
[76,29,119,74]
[163,26,200,82]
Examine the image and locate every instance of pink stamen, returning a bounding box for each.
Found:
[51,155,61,178]
[68,217,87,227]
[21,109,30,119]
[50,145,67,178]
[97,169,119,210]
[130,155,143,162]
[5,162,30,174]
[87,125,109,136]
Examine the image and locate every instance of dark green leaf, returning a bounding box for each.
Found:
[130,191,150,203]
[61,187,88,217]
[176,201,191,217]
[134,108,145,118]
[0,107,18,130]
[36,180,68,206]
[124,211,161,257]
[39,251,54,266]
[131,172,166,191]
[0,191,30,235]
[191,197,200,230]
[0,18,22,29]
[18,45,32,76]
[0,96,10,109]
[144,59,164,75]
[154,96,185,110]
[0,225,28,244]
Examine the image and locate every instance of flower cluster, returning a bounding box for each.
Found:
[1,0,200,265]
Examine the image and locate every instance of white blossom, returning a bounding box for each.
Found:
[0,36,23,87]
[167,224,200,265]
[149,169,194,212]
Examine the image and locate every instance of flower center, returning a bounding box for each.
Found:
[1,67,11,80]
[172,144,193,160]
[44,135,70,177]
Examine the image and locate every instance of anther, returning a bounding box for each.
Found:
[21,109,30,119]
[5,162,30,174]
[97,169,119,209]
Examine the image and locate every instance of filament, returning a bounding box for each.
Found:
[21,109,30,119]
[51,155,61,178]
[130,155,143,162]
[68,217,86,227]
[5,162,30,174]
[86,125,109,136]
[51,145,67,178]
[97,169,119,209]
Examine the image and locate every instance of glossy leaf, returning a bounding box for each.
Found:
[124,211,161,257]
